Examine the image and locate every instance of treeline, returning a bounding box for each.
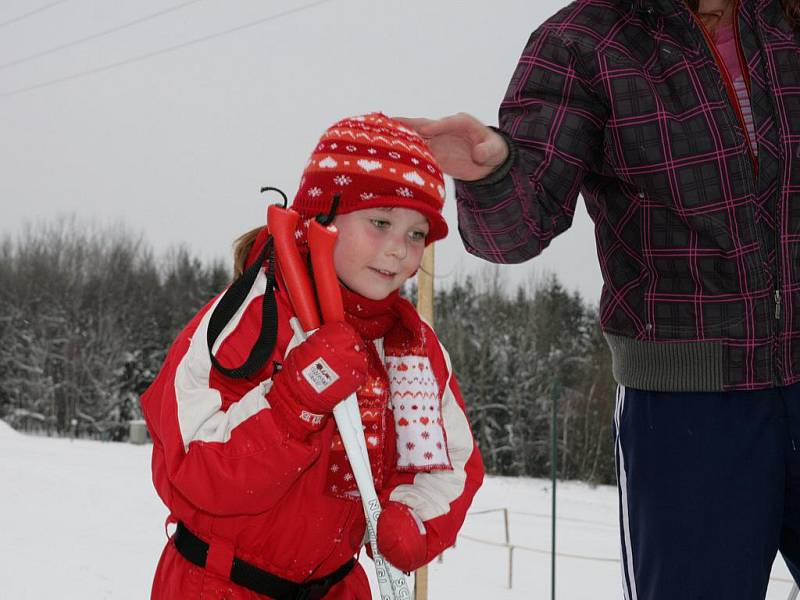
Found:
[428,271,616,485]
[0,219,228,440]
[0,220,616,485]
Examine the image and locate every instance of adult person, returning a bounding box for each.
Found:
[401,0,800,598]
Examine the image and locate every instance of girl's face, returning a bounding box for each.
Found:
[333,207,429,300]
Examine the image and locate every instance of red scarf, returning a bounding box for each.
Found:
[324,286,406,500]
[325,285,453,501]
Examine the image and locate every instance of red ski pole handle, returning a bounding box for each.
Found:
[267,204,321,332]
[308,220,345,323]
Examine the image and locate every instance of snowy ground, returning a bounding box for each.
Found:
[1,421,796,599]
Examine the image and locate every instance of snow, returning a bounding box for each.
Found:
[0,428,796,599]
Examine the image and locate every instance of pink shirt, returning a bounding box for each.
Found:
[714,23,757,157]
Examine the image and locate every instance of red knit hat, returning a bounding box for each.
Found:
[291,113,448,244]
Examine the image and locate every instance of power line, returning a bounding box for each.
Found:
[0,0,207,72]
[0,0,69,29]
[0,0,334,100]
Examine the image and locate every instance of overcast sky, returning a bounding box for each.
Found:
[0,0,603,303]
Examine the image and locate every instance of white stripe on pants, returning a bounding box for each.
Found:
[615,385,638,600]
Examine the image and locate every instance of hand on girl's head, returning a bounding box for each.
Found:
[332,206,429,301]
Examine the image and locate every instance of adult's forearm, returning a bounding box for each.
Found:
[455,153,568,265]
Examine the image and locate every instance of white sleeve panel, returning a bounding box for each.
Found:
[388,344,475,522]
[174,270,273,452]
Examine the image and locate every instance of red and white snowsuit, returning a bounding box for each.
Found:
[141,234,485,599]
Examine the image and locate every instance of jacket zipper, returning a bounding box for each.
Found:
[750,8,786,382]
[691,1,783,383]
[729,1,781,335]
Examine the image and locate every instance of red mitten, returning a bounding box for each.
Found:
[376,502,428,572]
[268,321,368,438]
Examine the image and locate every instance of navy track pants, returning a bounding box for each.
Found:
[613,383,800,599]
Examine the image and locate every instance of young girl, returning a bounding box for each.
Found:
[141,113,485,599]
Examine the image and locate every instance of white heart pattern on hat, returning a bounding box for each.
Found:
[293,114,447,240]
[403,171,425,186]
[318,156,338,169]
[357,159,382,173]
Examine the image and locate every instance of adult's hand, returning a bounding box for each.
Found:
[396,112,509,181]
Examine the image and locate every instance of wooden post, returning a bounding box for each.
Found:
[503,507,510,546]
[505,508,513,589]
[414,244,434,600]
[417,245,435,324]
[508,545,514,590]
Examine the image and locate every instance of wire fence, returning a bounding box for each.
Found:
[452,507,799,595]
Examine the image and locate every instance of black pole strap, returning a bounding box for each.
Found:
[206,235,279,380]
[260,186,288,208]
[315,193,341,226]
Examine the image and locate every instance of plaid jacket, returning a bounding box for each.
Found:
[456,0,800,391]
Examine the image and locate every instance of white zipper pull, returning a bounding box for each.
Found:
[775,289,782,320]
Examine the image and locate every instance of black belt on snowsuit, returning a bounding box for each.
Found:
[173,522,356,599]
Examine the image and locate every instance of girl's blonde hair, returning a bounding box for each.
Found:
[232,227,262,279]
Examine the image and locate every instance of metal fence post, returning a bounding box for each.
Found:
[551,378,561,600]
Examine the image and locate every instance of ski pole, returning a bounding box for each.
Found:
[307,218,411,600]
[267,204,410,599]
